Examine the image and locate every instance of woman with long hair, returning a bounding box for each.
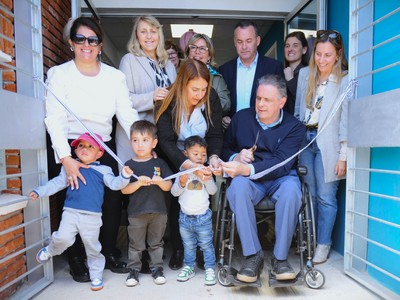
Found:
[295,30,349,264]
[155,59,223,270]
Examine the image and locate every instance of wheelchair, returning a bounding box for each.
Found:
[213,166,325,289]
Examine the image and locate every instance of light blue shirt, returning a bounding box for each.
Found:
[236,53,258,112]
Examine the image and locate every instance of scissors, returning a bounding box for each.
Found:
[250,130,260,153]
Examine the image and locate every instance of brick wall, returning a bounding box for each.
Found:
[0,1,25,298]
[41,0,72,232]
[0,0,71,298]
[41,0,72,75]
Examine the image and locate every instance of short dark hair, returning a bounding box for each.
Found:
[70,17,103,43]
[234,20,259,36]
[184,135,208,150]
[258,74,287,99]
[130,120,157,139]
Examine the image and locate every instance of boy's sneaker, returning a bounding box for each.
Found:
[90,278,104,291]
[204,268,217,285]
[36,246,51,264]
[126,269,139,287]
[177,265,195,282]
[151,267,166,285]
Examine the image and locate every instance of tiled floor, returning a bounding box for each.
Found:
[33,246,380,300]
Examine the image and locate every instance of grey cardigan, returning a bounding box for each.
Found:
[295,67,349,183]
[116,52,177,165]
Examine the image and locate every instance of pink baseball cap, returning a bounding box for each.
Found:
[71,132,104,153]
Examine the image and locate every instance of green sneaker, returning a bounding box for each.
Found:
[177,266,195,282]
[205,268,217,285]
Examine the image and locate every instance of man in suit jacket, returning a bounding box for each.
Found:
[219,20,284,127]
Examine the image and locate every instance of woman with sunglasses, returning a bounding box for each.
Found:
[185,34,231,119]
[283,31,309,115]
[45,17,139,282]
[117,15,177,165]
[295,30,349,264]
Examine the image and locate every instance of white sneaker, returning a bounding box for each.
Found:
[313,244,331,264]
[177,266,195,282]
[90,278,104,291]
[204,268,217,285]
[36,246,51,264]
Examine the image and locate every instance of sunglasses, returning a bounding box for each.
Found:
[316,30,341,41]
[72,34,100,46]
[188,45,209,54]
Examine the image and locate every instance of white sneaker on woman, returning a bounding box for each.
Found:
[313,244,331,264]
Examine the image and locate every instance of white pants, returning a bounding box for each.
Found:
[47,209,105,280]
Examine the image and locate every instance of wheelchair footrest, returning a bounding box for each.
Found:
[229,275,262,288]
[268,270,303,288]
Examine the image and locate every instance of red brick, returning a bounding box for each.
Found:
[0,213,23,231]
[6,167,21,175]
[6,178,21,189]
[0,228,24,245]
[5,155,19,166]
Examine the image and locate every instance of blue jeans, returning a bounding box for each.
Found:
[179,209,215,270]
[299,129,339,245]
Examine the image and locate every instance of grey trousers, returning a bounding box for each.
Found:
[226,170,302,260]
[47,209,105,280]
[127,213,167,270]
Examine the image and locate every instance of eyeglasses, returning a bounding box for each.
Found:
[188,45,209,54]
[316,30,341,41]
[72,34,100,46]
[168,52,178,58]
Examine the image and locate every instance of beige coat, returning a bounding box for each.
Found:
[116,53,177,164]
[295,67,349,183]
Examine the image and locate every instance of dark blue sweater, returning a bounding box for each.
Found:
[222,108,306,180]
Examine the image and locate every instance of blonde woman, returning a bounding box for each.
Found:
[116,15,177,164]
[295,30,348,264]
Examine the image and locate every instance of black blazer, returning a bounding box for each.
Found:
[219,54,284,117]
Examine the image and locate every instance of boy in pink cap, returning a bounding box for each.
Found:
[29,132,133,291]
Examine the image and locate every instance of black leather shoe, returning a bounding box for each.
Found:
[196,249,205,270]
[104,255,130,273]
[69,258,90,282]
[236,250,264,283]
[271,257,296,281]
[168,250,184,270]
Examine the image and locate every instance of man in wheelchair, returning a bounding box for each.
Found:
[220,74,306,283]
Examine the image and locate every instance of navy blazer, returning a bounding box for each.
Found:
[219,54,284,117]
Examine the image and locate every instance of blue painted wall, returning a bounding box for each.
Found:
[367,0,400,294]
[258,21,285,64]
[327,0,349,255]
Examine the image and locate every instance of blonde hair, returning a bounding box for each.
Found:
[155,59,212,135]
[126,15,169,67]
[305,30,348,109]
[185,33,217,68]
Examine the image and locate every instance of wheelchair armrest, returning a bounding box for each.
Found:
[297,165,307,176]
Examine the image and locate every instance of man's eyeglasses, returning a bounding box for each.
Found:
[188,45,209,54]
[72,34,100,46]
[168,52,178,58]
[316,30,341,41]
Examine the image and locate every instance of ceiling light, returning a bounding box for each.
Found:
[170,24,214,38]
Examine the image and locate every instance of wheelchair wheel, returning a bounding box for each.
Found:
[305,268,325,289]
[217,265,233,287]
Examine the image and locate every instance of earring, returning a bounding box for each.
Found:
[207,58,211,64]
[70,46,74,51]
[98,50,102,56]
